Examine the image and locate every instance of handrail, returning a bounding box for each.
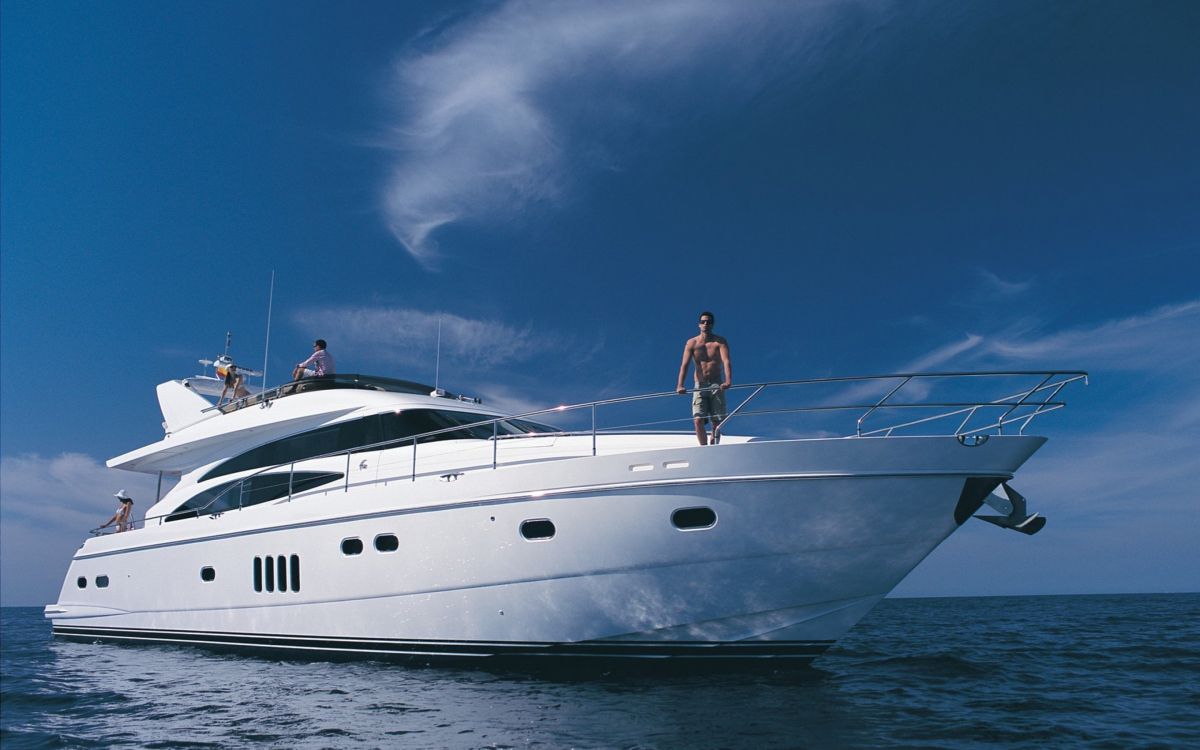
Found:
[857,376,912,436]
[117,370,1087,532]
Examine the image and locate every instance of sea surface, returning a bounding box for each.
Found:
[2,594,1197,749]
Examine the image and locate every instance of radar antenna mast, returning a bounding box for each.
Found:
[261,269,275,390]
[434,317,442,392]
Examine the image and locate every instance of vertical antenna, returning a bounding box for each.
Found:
[262,269,275,389]
[224,331,232,356]
[434,317,442,390]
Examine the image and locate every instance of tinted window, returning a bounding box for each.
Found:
[253,557,263,592]
[521,519,556,540]
[201,410,560,481]
[672,507,717,530]
[375,534,399,552]
[96,576,109,588]
[201,567,216,582]
[167,471,342,521]
[341,538,363,556]
[290,555,300,592]
[77,577,87,589]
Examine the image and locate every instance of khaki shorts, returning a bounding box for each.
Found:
[692,382,727,421]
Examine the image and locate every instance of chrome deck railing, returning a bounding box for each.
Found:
[102,370,1087,533]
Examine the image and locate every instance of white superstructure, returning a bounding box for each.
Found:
[46,370,1086,664]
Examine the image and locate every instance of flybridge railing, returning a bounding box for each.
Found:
[110,370,1087,532]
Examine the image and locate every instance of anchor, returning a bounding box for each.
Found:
[974,482,1046,535]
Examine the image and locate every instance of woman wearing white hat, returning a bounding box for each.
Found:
[100,490,134,532]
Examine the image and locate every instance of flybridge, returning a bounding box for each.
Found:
[196,373,483,416]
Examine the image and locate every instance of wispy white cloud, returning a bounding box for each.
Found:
[0,453,160,529]
[972,299,1200,370]
[904,334,984,371]
[890,299,1200,596]
[1,453,164,605]
[469,381,562,420]
[293,305,567,375]
[379,0,835,266]
[824,334,985,406]
[976,268,1033,296]
[822,298,1199,431]
[888,299,1199,377]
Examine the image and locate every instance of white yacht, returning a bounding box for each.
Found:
[46,369,1086,664]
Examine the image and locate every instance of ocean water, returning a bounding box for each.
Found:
[2,594,1197,749]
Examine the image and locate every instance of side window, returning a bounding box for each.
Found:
[202,414,391,481]
[200,410,563,483]
[521,519,556,541]
[167,471,343,521]
[672,507,717,530]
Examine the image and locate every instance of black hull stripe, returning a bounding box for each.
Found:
[53,625,833,660]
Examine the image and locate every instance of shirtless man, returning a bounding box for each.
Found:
[676,311,732,445]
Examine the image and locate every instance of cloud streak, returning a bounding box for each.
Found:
[971,299,1200,371]
[1,453,162,529]
[293,305,565,376]
[1,453,165,605]
[379,0,831,266]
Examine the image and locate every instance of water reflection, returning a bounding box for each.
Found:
[36,635,866,748]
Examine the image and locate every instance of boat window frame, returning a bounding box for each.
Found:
[199,408,560,483]
[166,471,344,521]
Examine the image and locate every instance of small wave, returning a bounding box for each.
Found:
[867,653,990,678]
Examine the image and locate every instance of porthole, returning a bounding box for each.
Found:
[520,519,556,541]
[290,555,300,593]
[277,556,288,592]
[671,507,717,530]
[253,556,263,592]
[341,537,364,556]
[76,577,87,589]
[201,567,216,582]
[96,576,110,588]
[374,534,399,553]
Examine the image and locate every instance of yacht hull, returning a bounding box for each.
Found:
[48,435,1042,663]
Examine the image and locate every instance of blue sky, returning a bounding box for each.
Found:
[2,0,1197,606]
